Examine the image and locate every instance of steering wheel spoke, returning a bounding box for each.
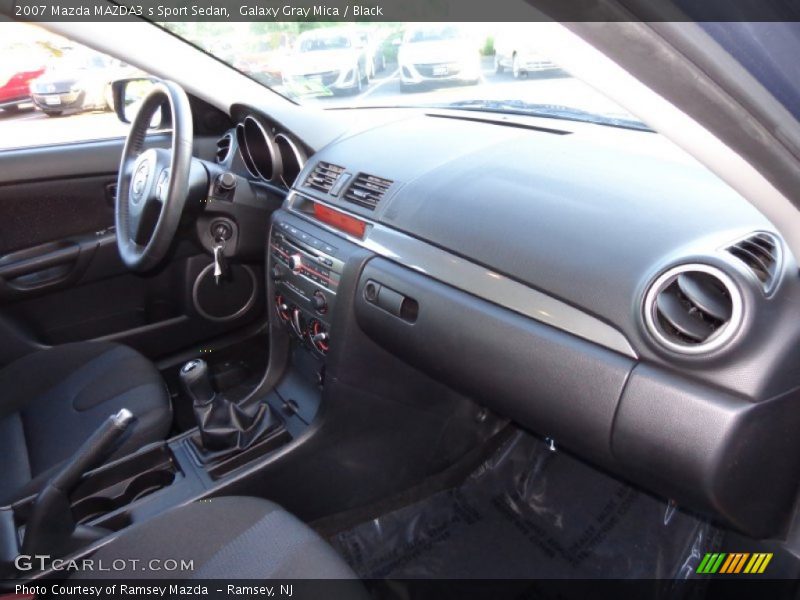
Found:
[155,167,171,204]
[130,198,161,245]
[127,202,143,244]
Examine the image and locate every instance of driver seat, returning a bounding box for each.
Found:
[0,341,171,505]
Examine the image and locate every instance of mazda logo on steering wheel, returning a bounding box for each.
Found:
[131,163,149,200]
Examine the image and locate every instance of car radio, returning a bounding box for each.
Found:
[269,219,344,357]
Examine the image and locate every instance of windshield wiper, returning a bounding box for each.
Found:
[437,100,653,132]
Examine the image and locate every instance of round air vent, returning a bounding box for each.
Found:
[643,264,743,354]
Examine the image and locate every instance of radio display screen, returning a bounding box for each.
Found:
[312,203,367,238]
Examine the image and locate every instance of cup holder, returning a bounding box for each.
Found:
[69,446,178,526]
[71,497,118,524]
[72,468,176,524]
[127,469,175,502]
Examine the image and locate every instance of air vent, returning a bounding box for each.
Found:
[726,232,780,293]
[643,264,743,354]
[343,173,393,210]
[215,133,233,164]
[304,162,345,194]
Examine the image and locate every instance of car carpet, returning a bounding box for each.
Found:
[330,429,720,580]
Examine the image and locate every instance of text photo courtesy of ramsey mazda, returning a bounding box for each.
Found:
[0,1,799,599]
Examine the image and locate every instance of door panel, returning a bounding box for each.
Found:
[0,175,116,256]
[0,134,218,184]
[0,233,102,299]
[0,135,267,366]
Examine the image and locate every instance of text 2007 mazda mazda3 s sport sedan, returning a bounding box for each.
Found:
[0,7,799,598]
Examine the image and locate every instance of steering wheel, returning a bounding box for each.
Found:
[115,80,194,271]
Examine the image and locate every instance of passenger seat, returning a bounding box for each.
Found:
[71,496,362,581]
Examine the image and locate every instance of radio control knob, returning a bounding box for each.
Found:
[289,254,303,273]
[312,290,328,313]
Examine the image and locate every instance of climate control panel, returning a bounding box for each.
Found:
[274,294,331,355]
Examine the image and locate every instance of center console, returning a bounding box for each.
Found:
[269,218,345,358]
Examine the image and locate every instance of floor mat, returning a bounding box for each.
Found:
[330,430,718,579]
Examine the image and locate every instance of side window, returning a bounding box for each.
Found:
[0,23,148,151]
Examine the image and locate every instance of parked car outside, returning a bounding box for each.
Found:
[397,24,481,92]
[493,26,558,78]
[0,54,45,113]
[236,34,294,87]
[30,50,138,117]
[282,28,369,97]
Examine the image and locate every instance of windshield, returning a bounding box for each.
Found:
[405,25,464,43]
[298,34,352,52]
[47,52,110,72]
[161,22,646,130]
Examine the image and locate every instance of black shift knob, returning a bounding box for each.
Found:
[181,358,278,455]
[180,359,215,406]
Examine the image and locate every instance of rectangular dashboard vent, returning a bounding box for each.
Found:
[215,133,232,163]
[343,172,393,210]
[305,161,345,194]
[726,232,780,293]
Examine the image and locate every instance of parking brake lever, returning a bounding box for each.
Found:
[21,409,136,559]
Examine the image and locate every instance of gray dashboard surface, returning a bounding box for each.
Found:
[309,114,773,338]
[283,110,800,536]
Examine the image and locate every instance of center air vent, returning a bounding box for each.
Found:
[344,173,393,210]
[305,162,345,194]
[643,264,743,355]
[215,133,233,164]
[726,232,780,294]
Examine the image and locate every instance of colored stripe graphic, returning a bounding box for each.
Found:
[698,552,773,574]
[743,553,773,574]
[711,553,726,573]
[697,553,725,574]
[733,553,750,573]
[720,553,749,573]
[719,554,736,573]
[696,553,713,573]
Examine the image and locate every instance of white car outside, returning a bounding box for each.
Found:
[398,24,481,92]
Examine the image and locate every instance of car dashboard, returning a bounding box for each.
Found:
[216,106,800,539]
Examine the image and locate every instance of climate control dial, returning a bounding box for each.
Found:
[308,319,330,355]
[291,308,306,338]
[275,294,291,322]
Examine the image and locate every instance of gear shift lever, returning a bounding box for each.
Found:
[180,359,277,457]
[180,358,216,405]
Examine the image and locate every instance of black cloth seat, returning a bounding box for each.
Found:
[73,496,361,580]
[0,342,171,505]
